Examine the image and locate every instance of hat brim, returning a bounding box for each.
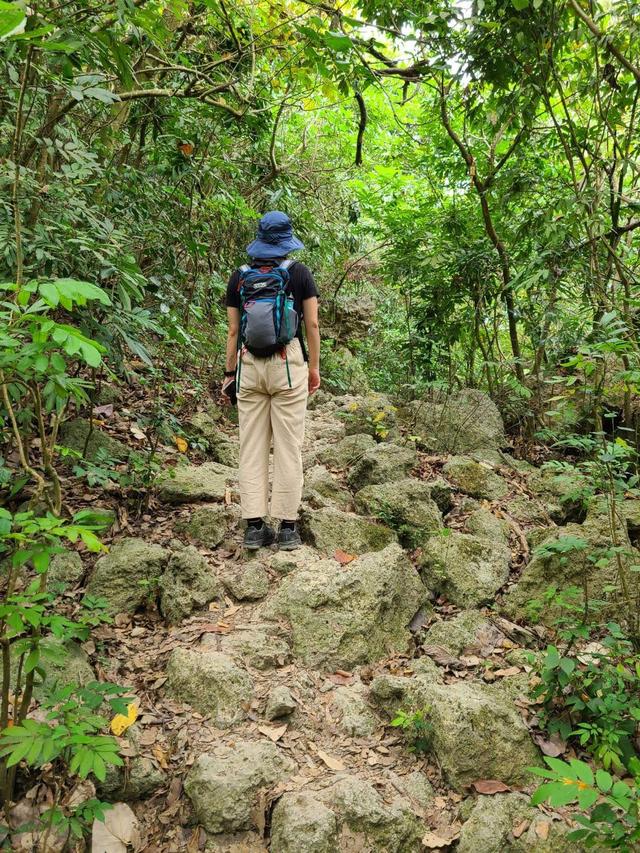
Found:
[246,235,304,258]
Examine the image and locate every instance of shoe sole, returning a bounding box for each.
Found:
[278,540,301,551]
[244,538,276,551]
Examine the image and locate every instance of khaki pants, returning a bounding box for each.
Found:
[237,338,308,520]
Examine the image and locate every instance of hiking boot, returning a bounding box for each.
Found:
[278,523,302,551]
[243,521,275,550]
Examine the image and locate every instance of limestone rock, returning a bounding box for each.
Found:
[48,550,84,587]
[303,465,352,510]
[419,531,511,607]
[458,793,576,853]
[318,775,423,852]
[355,479,443,549]
[270,792,338,853]
[60,417,130,462]
[332,684,378,737]
[423,610,504,657]
[346,443,417,490]
[505,495,551,527]
[159,544,222,624]
[265,685,297,720]
[206,625,291,670]
[33,639,94,699]
[268,546,322,576]
[221,562,269,601]
[175,503,240,548]
[463,503,511,543]
[262,544,426,669]
[86,538,169,614]
[165,648,252,726]
[157,462,236,504]
[393,771,435,810]
[525,464,590,522]
[299,506,396,555]
[184,742,295,833]
[205,832,267,852]
[335,394,398,440]
[415,681,539,790]
[502,504,635,623]
[327,294,376,344]
[443,456,508,500]
[98,724,166,801]
[401,390,506,454]
[317,433,375,469]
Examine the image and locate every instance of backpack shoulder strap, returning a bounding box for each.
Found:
[239,264,251,273]
[280,259,296,270]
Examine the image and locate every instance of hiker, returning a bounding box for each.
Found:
[222,211,321,551]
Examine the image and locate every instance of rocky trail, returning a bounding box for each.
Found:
[37,388,640,852]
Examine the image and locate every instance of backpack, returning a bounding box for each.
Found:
[236,259,299,387]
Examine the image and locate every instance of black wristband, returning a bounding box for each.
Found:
[224,370,236,377]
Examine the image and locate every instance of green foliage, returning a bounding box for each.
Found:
[390,708,433,754]
[531,756,640,850]
[533,626,640,772]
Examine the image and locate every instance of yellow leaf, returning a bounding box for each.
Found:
[110,701,139,736]
[174,435,188,453]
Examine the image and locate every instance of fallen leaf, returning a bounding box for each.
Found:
[137,728,158,747]
[152,744,169,769]
[130,423,146,441]
[94,404,114,417]
[334,549,356,565]
[328,671,354,686]
[421,829,460,848]
[258,724,288,743]
[409,608,430,633]
[174,435,188,453]
[534,820,550,840]
[423,645,463,669]
[91,802,140,852]
[494,667,521,678]
[224,486,232,505]
[110,701,138,737]
[317,750,345,771]
[512,820,529,839]
[533,732,566,756]
[472,779,511,795]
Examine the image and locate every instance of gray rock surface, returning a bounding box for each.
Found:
[355,479,443,549]
[401,390,506,454]
[221,562,270,601]
[458,793,576,853]
[159,544,222,624]
[419,531,511,607]
[207,625,291,670]
[423,609,504,657]
[262,544,426,669]
[317,433,376,469]
[332,684,378,737]
[175,503,240,547]
[413,680,539,790]
[60,417,131,461]
[300,506,396,555]
[265,685,297,720]
[86,538,169,613]
[303,464,352,510]
[270,792,338,853]
[443,456,508,500]
[184,742,295,833]
[158,462,236,504]
[48,550,84,587]
[346,443,417,490]
[98,724,166,801]
[165,648,253,726]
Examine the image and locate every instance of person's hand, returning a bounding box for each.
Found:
[308,368,321,395]
[222,373,237,405]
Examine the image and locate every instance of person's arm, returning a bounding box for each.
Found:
[302,296,321,394]
[222,306,240,401]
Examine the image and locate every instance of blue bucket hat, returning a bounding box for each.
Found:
[246,210,304,259]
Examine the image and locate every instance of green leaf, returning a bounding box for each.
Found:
[323,31,352,52]
[0,1,26,40]
[511,0,529,8]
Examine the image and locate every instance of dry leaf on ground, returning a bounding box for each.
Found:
[533,733,566,757]
[317,749,345,771]
[535,820,551,840]
[512,819,529,838]
[422,828,460,848]
[334,549,356,565]
[91,802,140,852]
[110,701,138,736]
[258,724,287,742]
[471,779,511,795]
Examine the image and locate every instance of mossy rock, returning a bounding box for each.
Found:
[174,503,241,548]
[443,456,509,500]
[85,538,169,614]
[60,417,130,462]
[300,506,396,555]
[419,531,511,607]
[262,544,427,670]
[354,479,443,549]
[303,465,352,510]
[48,550,85,588]
[317,433,376,469]
[423,609,502,656]
[346,443,417,491]
[98,724,166,801]
[159,544,223,624]
[157,461,237,504]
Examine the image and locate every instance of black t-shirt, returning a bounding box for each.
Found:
[226,258,319,359]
